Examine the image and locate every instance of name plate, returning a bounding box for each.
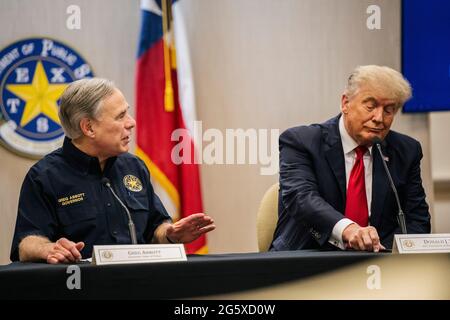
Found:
[392,233,450,254]
[92,244,187,265]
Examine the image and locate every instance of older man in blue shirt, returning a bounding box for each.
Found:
[11,78,215,263]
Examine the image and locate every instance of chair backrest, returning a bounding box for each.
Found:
[256,182,279,252]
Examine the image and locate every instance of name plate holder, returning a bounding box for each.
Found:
[92,244,187,265]
[392,233,450,254]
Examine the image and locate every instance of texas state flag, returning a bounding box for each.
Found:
[135,0,207,254]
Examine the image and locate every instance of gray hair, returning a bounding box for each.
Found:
[58,78,116,139]
[345,65,412,107]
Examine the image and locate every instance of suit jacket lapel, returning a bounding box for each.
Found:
[324,116,346,207]
[370,140,391,229]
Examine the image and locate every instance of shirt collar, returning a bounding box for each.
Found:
[339,115,372,155]
[62,137,116,175]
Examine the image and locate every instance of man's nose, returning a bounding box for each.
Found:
[371,107,383,123]
[126,114,136,129]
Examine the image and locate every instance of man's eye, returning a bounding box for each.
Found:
[384,106,395,114]
[366,104,376,111]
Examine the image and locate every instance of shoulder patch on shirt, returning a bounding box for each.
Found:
[123,175,143,192]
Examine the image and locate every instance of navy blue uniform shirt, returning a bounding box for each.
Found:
[10,137,171,261]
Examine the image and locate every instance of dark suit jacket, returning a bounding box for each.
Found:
[270,115,431,251]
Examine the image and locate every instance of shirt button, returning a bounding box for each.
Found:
[112,231,118,235]
[107,203,111,207]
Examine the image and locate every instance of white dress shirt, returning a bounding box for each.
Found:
[328,116,373,249]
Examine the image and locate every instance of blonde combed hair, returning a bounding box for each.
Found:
[345,65,412,107]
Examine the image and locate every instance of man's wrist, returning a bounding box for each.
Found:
[328,218,355,249]
[166,235,176,244]
[342,223,359,243]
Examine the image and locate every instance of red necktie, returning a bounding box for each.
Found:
[345,146,369,227]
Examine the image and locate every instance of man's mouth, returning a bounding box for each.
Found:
[367,128,384,133]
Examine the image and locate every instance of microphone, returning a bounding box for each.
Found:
[101,177,138,244]
[372,138,407,234]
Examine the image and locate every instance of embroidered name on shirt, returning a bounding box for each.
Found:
[58,193,85,206]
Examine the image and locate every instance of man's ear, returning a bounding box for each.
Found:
[341,94,350,114]
[79,118,95,138]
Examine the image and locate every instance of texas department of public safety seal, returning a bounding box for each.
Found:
[0,37,94,158]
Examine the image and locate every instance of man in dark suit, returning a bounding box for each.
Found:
[270,65,431,252]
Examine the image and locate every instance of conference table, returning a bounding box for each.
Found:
[0,250,448,299]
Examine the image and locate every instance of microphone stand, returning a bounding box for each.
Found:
[374,141,407,234]
[103,178,138,244]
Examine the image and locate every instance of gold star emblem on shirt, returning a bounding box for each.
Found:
[123,175,143,192]
[6,61,68,127]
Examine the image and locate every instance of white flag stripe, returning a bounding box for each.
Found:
[141,0,162,15]
[173,1,197,137]
[151,178,179,220]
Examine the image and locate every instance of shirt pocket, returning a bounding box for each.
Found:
[124,194,150,235]
[58,204,98,225]
[57,205,98,241]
